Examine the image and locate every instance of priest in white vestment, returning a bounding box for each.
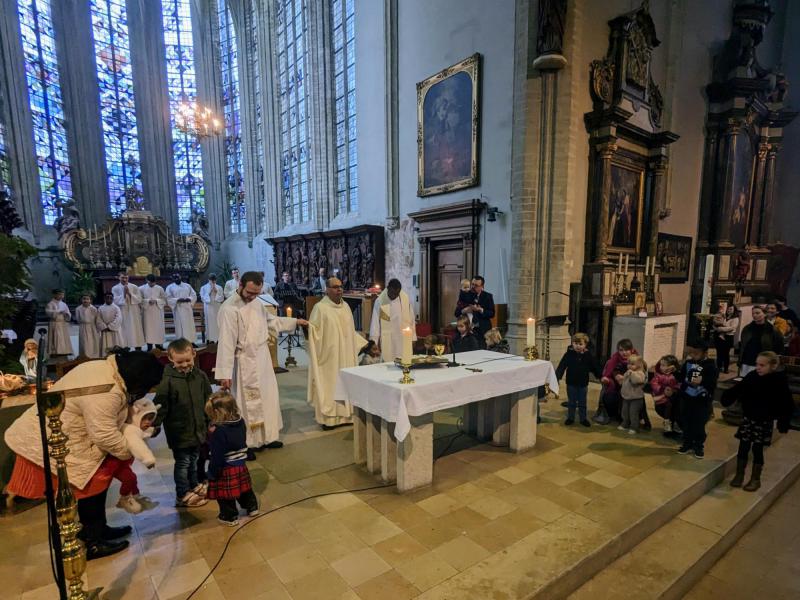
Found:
[308,278,368,428]
[199,274,224,343]
[112,273,145,349]
[223,268,240,299]
[75,295,100,358]
[46,289,73,356]
[369,279,417,362]
[215,271,307,453]
[139,274,167,349]
[96,293,125,354]
[166,273,197,343]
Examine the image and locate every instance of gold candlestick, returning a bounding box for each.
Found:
[41,388,102,599]
[694,313,713,339]
[524,346,539,361]
[399,363,414,384]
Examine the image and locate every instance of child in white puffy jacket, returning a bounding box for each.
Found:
[114,398,160,514]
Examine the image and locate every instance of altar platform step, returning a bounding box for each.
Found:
[569,432,800,600]
[415,415,800,600]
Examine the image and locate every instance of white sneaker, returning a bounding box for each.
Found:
[116,494,143,514]
[663,420,672,433]
[217,517,239,527]
[176,491,208,508]
[617,425,626,431]
[628,429,637,435]
[247,508,261,517]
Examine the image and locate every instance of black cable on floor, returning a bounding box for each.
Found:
[185,482,393,599]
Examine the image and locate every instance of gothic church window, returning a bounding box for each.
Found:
[331,0,357,215]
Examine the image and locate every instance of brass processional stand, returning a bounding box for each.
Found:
[35,329,107,599]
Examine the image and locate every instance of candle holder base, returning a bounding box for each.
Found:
[399,364,415,384]
[524,346,539,361]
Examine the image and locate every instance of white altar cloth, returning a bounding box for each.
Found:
[335,350,558,442]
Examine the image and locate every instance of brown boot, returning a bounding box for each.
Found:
[730,458,747,488]
[743,463,762,492]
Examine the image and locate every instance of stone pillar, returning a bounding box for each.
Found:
[384,0,399,229]
[50,0,109,226]
[509,390,537,452]
[648,155,667,258]
[396,414,433,492]
[716,122,740,244]
[0,0,42,234]
[128,0,177,224]
[257,0,282,235]
[380,419,397,482]
[749,141,769,248]
[352,407,367,465]
[366,413,382,474]
[760,144,779,246]
[417,236,431,324]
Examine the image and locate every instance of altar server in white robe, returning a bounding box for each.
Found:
[223,267,240,299]
[112,272,145,349]
[369,278,417,362]
[216,271,307,453]
[166,273,197,344]
[139,274,166,350]
[75,294,100,358]
[45,289,74,356]
[199,273,223,343]
[308,278,368,428]
[96,293,125,354]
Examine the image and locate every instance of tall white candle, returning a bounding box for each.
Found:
[701,254,714,312]
[526,318,536,347]
[645,256,650,276]
[87,227,92,248]
[402,327,413,364]
[286,306,293,318]
[617,254,622,274]
[624,254,629,275]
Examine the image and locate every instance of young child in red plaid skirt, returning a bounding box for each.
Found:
[205,391,260,526]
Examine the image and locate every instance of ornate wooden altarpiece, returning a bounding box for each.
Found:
[691,0,797,313]
[578,2,679,359]
[267,225,385,291]
[62,208,210,294]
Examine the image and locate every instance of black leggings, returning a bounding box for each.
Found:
[737,439,764,465]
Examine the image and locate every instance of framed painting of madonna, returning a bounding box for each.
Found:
[605,162,644,254]
[417,53,481,197]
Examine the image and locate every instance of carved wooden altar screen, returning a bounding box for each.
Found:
[578,3,679,360]
[692,0,797,311]
[267,225,385,290]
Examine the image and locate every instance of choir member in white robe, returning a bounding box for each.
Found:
[369,279,417,362]
[75,294,100,358]
[139,274,167,350]
[215,271,307,451]
[166,273,197,343]
[112,273,145,349]
[307,278,368,428]
[223,268,240,299]
[199,274,223,343]
[96,293,125,354]
[45,289,74,356]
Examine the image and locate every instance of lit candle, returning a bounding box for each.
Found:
[701,254,714,313]
[617,254,622,275]
[651,257,657,276]
[526,317,536,347]
[645,256,651,276]
[402,327,413,365]
[286,306,293,318]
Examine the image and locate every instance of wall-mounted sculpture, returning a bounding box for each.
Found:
[578,1,679,359]
[693,0,797,308]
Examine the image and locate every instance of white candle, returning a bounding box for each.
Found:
[87,227,92,248]
[651,257,657,276]
[645,257,651,276]
[617,254,622,275]
[701,254,714,312]
[624,254,629,275]
[402,327,413,365]
[526,318,536,347]
[286,306,293,318]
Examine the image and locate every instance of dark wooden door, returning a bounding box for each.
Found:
[434,247,463,332]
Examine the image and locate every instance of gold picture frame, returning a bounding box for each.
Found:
[417,53,480,197]
[606,163,645,255]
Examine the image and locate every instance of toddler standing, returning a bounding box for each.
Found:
[618,355,647,435]
[555,332,601,427]
[205,391,260,526]
[721,351,793,491]
[677,340,718,459]
[651,355,681,435]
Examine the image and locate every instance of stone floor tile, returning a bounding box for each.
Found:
[494,465,534,484]
[314,528,369,563]
[432,535,491,571]
[284,566,351,600]
[149,558,213,600]
[373,532,430,567]
[415,492,461,517]
[395,551,458,591]
[467,495,517,520]
[213,562,283,598]
[353,569,420,600]
[384,503,434,530]
[315,492,365,513]
[539,466,585,487]
[267,546,328,584]
[584,469,628,489]
[330,547,392,587]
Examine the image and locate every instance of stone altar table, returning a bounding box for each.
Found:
[335,350,558,491]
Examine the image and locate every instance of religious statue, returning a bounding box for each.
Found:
[186,207,211,243]
[536,0,567,57]
[734,247,752,292]
[53,199,81,239]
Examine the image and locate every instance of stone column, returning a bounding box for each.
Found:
[384,0,399,229]
[0,0,42,233]
[748,141,769,248]
[257,0,282,235]
[648,155,667,258]
[418,236,430,324]
[760,144,779,246]
[128,0,177,224]
[50,0,109,226]
[716,121,740,244]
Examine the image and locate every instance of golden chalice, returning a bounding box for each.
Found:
[433,344,445,356]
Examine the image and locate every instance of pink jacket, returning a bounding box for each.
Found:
[650,367,679,405]
[602,349,639,392]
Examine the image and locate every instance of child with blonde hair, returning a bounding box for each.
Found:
[619,355,647,434]
[484,328,509,354]
[555,332,601,427]
[205,391,259,526]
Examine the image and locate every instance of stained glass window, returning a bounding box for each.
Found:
[161,0,203,234]
[17,0,72,225]
[218,2,246,233]
[331,0,357,215]
[0,114,10,193]
[249,6,266,229]
[275,0,311,225]
[90,0,142,217]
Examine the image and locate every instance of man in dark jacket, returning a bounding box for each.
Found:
[154,338,213,507]
[455,276,495,345]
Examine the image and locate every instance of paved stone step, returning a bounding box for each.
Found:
[568,432,800,600]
